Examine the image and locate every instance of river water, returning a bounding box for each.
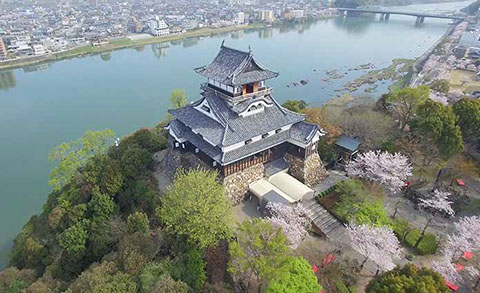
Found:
[0,0,472,266]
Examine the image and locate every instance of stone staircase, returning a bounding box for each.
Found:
[303,200,350,244]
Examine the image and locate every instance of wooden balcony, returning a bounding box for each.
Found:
[201,83,273,102]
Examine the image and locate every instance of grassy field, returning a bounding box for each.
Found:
[0,24,265,71]
[449,69,480,94]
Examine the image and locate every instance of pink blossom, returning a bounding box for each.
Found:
[346,150,412,192]
[418,189,455,217]
[346,223,401,271]
[265,202,310,249]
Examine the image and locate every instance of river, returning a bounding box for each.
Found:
[0,0,473,267]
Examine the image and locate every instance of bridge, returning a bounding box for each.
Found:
[337,8,465,24]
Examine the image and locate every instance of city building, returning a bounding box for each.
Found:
[150,17,170,37]
[259,10,274,23]
[0,38,7,60]
[166,43,326,203]
[236,12,245,25]
[32,44,45,55]
[282,9,305,20]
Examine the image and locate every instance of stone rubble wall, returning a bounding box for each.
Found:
[161,148,213,180]
[285,152,326,187]
[223,163,264,205]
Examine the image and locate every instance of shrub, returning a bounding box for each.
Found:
[392,218,410,242]
[406,254,414,261]
[404,229,421,248]
[417,233,437,255]
[367,264,449,292]
[127,212,150,234]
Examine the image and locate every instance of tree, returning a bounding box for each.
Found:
[265,202,310,249]
[59,220,89,257]
[171,249,206,291]
[266,257,321,293]
[48,129,115,191]
[229,219,290,291]
[157,169,233,249]
[151,274,189,293]
[170,89,187,109]
[120,147,151,178]
[430,79,450,94]
[351,201,391,228]
[303,107,342,144]
[416,190,454,247]
[385,86,429,133]
[346,224,401,271]
[410,99,463,159]
[432,216,480,286]
[127,212,149,234]
[69,261,137,293]
[453,98,480,142]
[87,193,115,222]
[0,267,36,292]
[346,150,412,192]
[282,100,307,113]
[367,264,449,292]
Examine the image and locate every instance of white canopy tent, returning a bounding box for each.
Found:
[248,172,314,204]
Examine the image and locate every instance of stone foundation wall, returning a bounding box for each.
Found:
[223,163,264,205]
[285,152,326,187]
[161,148,213,180]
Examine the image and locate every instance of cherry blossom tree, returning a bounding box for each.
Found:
[433,216,480,287]
[346,223,401,272]
[265,202,310,249]
[346,150,412,192]
[415,190,454,247]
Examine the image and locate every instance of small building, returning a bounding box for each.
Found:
[259,10,275,23]
[0,38,7,60]
[334,134,361,168]
[150,17,169,37]
[32,44,45,55]
[166,43,327,203]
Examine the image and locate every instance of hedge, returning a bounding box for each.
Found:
[392,218,410,242]
[417,233,437,255]
[405,229,422,248]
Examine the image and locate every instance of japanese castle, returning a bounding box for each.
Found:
[166,43,326,203]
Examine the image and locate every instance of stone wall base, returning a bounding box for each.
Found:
[285,152,326,187]
[223,163,264,205]
[161,148,213,180]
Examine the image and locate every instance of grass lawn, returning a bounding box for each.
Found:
[449,69,480,94]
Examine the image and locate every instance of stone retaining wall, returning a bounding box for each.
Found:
[285,152,326,187]
[223,163,264,205]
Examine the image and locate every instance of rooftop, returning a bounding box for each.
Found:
[194,43,279,86]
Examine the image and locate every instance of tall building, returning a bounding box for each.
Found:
[166,44,326,203]
[150,17,169,37]
[0,38,7,60]
[260,10,274,23]
[236,12,245,24]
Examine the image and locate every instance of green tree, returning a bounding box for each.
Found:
[48,129,115,191]
[151,274,189,293]
[157,169,233,249]
[58,220,89,257]
[0,267,36,293]
[385,86,429,133]
[282,100,308,113]
[352,201,391,228]
[429,79,450,94]
[87,193,115,222]
[229,219,290,291]
[171,249,206,291]
[453,98,480,142]
[367,264,449,293]
[127,212,150,234]
[120,147,151,178]
[69,261,137,293]
[170,89,187,109]
[266,257,321,293]
[139,261,173,293]
[410,99,463,159]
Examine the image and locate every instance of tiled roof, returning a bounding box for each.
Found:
[289,121,320,145]
[336,134,361,152]
[194,45,278,86]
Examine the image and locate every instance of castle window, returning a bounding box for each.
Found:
[195,148,199,153]
[245,139,253,145]
[212,161,217,167]
[175,142,179,148]
[248,105,257,112]
[275,128,282,134]
[262,133,269,139]
[201,105,210,113]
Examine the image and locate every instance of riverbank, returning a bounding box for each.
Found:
[0,16,340,72]
[0,23,266,71]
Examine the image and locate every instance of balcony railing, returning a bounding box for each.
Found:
[201,83,273,102]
